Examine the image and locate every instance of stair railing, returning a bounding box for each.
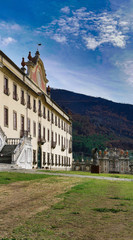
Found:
[12,137,25,163]
[12,136,32,163]
[0,126,7,151]
[0,126,6,140]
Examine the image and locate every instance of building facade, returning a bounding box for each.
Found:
[0,50,72,169]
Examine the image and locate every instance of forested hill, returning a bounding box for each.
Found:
[51,88,133,158]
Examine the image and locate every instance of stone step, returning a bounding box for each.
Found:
[0,156,12,164]
[1,145,17,154]
[0,145,17,164]
[0,163,17,170]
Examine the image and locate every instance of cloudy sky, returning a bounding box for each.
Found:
[1,0,133,104]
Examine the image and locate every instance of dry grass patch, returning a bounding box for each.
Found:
[0,173,133,240]
[0,175,81,238]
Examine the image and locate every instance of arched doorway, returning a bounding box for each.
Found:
[38,146,42,168]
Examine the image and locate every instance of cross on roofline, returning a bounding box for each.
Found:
[37,43,42,51]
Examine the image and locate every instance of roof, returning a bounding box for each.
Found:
[0,50,72,123]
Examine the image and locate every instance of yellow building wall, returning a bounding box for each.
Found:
[0,59,72,169]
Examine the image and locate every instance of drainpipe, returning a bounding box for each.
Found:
[50,108,52,170]
[66,127,68,171]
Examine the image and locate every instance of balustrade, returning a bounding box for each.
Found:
[7,138,21,145]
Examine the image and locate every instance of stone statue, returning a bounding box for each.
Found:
[92,148,99,166]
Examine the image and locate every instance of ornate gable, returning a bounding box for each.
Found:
[21,51,48,94]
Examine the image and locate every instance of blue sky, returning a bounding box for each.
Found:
[1,0,133,104]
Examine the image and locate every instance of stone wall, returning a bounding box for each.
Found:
[72,148,132,174]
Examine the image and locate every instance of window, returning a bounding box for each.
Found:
[51,154,54,166]
[38,100,42,117]
[33,150,36,165]
[43,106,46,118]
[13,111,17,130]
[55,154,57,166]
[68,158,70,166]
[33,121,36,137]
[4,107,8,127]
[27,118,30,133]
[61,120,63,130]
[43,127,45,140]
[64,157,67,166]
[20,115,25,137]
[38,123,41,139]
[58,155,60,166]
[58,117,60,128]
[27,94,31,109]
[66,124,68,133]
[62,156,64,166]
[55,116,57,126]
[21,115,24,131]
[33,99,36,112]
[21,90,25,105]
[51,131,54,141]
[66,157,68,166]
[58,134,60,146]
[61,136,63,146]
[13,83,18,101]
[55,133,57,143]
[69,125,72,135]
[66,139,68,148]
[43,152,46,165]
[52,113,54,123]
[47,129,50,142]
[47,153,50,165]
[4,76,10,95]
[48,110,50,121]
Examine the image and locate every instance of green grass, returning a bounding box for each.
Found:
[0,172,55,184]
[9,179,133,240]
[2,239,17,240]
[1,172,133,239]
[1,239,17,240]
[38,169,133,179]
[93,208,128,213]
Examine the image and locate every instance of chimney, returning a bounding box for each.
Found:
[21,57,26,73]
[47,85,51,97]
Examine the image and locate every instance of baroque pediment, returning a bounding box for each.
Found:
[22,51,49,94]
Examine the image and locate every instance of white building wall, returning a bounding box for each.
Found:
[0,54,73,169]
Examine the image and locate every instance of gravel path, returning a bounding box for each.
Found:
[0,164,133,182]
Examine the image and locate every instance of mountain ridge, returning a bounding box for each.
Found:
[51,88,133,159]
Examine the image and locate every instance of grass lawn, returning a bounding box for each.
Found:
[0,172,133,240]
[0,172,55,185]
[38,169,133,179]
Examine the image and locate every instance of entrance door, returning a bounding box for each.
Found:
[38,147,42,168]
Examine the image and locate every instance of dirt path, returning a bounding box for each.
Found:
[0,176,81,238]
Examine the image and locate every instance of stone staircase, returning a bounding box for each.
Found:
[0,145,17,164]
[0,130,33,169]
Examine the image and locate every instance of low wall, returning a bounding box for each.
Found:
[72,161,91,172]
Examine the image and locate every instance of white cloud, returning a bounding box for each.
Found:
[52,34,67,43]
[36,7,132,50]
[60,6,70,14]
[44,58,114,100]
[121,60,133,85]
[1,37,16,46]
[0,22,21,31]
[119,21,129,27]
[10,24,22,31]
[83,36,99,50]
